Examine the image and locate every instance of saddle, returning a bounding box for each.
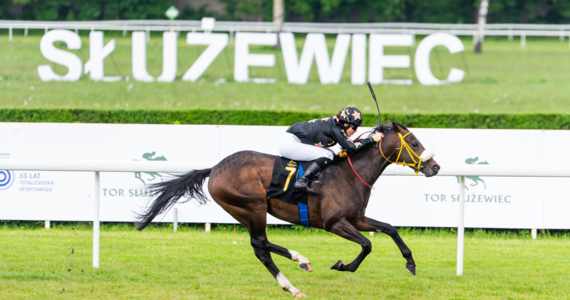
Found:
[267,157,313,227]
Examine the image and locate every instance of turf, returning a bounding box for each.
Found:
[1,33,570,114]
[1,223,569,299]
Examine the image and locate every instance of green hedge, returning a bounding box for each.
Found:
[1,109,569,129]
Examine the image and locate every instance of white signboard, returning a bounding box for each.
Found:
[38,30,465,86]
[1,123,569,229]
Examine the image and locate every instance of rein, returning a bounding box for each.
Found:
[347,155,372,188]
[347,130,425,188]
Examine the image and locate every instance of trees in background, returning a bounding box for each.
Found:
[6,0,174,20]
[271,0,570,24]
[475,0,489,53]
[2,0,570,24]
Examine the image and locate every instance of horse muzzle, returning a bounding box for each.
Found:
[418,160,440,177]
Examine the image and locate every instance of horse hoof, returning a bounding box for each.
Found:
[330,260,344,271]
[293,291,307,298]
[406,263,416,275]
[300,262,313,272]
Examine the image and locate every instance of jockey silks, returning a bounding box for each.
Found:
[285,115,372,154]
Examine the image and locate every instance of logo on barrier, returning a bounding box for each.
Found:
[135,151,167,185]
[0,170,15,191]
[456,157,489,191]
[427,156,511,204]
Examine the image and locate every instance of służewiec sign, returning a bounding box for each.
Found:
[38,30,465,86]
[1,123,569,229]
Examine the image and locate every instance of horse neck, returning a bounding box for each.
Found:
[347,135,397,187]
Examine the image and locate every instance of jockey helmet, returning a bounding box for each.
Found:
[337,107,363,127]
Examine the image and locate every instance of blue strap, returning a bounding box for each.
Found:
[297,164,310,228]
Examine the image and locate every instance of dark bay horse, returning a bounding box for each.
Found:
[137,121,440,297]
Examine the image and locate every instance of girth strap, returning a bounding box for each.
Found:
[297,164,310,228]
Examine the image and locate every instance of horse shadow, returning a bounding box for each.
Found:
[455,157,488,191]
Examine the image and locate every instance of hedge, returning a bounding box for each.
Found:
[1,109,570,130]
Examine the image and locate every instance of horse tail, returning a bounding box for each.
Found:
[136,168,212,231]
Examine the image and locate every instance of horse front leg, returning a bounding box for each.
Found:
[326,218,372,272]
[354,217,416,275]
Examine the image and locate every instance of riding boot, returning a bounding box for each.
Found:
[294,162,322,196]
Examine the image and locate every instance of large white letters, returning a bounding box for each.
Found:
[234,32,277,83]
[84,31,119,81]
[183,33,228,82]
[38,30,82,81]
[369,34,413,85]
[132,32,153,82]
[280,33,350,84]
[351,34,366,85]
[36,30,465,86]
[157,32,178,82]
[132,31,178,82]
[414,33,465,85]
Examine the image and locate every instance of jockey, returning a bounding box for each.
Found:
[278,107,384,195]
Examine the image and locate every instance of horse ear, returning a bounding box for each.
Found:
[392,121,410,134]
[391,121,405,134]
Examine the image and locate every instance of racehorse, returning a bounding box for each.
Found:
[136,121,440,297]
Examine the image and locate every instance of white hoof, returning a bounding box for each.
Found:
[293,291,307,298]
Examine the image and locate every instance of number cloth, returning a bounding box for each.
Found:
[267,157,311,206]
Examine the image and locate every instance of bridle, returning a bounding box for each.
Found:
[347,130,428,188]
[378,132,425,177]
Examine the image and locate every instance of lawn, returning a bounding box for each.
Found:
[1,33,570,114]
[1,223,569,299]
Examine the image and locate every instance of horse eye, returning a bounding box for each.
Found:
[412,143,418,148]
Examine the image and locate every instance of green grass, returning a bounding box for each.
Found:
[1,33,570,114]
[1,223,569,299]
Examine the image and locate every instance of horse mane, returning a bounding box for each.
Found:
[353,121,409,142]
[372,121,409,134]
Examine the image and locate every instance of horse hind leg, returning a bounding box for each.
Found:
[248,212,307,297]
[229,209,306,297]
[264,241,312,272]
[252,247,306,298]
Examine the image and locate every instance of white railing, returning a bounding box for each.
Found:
[3,20,570,34]
[2,20,570,47]
[2,159,570,274]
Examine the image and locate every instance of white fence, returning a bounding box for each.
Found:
[4,20,570,35]
[2,158,570,275]
[3,123,570,228]
[3,20,570,47]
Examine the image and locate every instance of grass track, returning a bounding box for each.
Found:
[1,34,570,113]
[1,224,569,299]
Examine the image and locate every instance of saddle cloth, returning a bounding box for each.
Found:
[267,157,311,206]
[267,157,314,227]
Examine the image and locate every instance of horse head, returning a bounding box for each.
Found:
[377,121,440,177]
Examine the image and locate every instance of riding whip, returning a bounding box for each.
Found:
[366,82,382,125]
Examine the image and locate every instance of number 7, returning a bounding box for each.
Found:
[283,166,297,191]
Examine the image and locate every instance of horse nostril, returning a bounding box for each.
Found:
[433,164,440,171]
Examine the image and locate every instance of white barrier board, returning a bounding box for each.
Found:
[0,122,569,229]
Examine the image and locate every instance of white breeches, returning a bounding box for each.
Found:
[278,133,334,161]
